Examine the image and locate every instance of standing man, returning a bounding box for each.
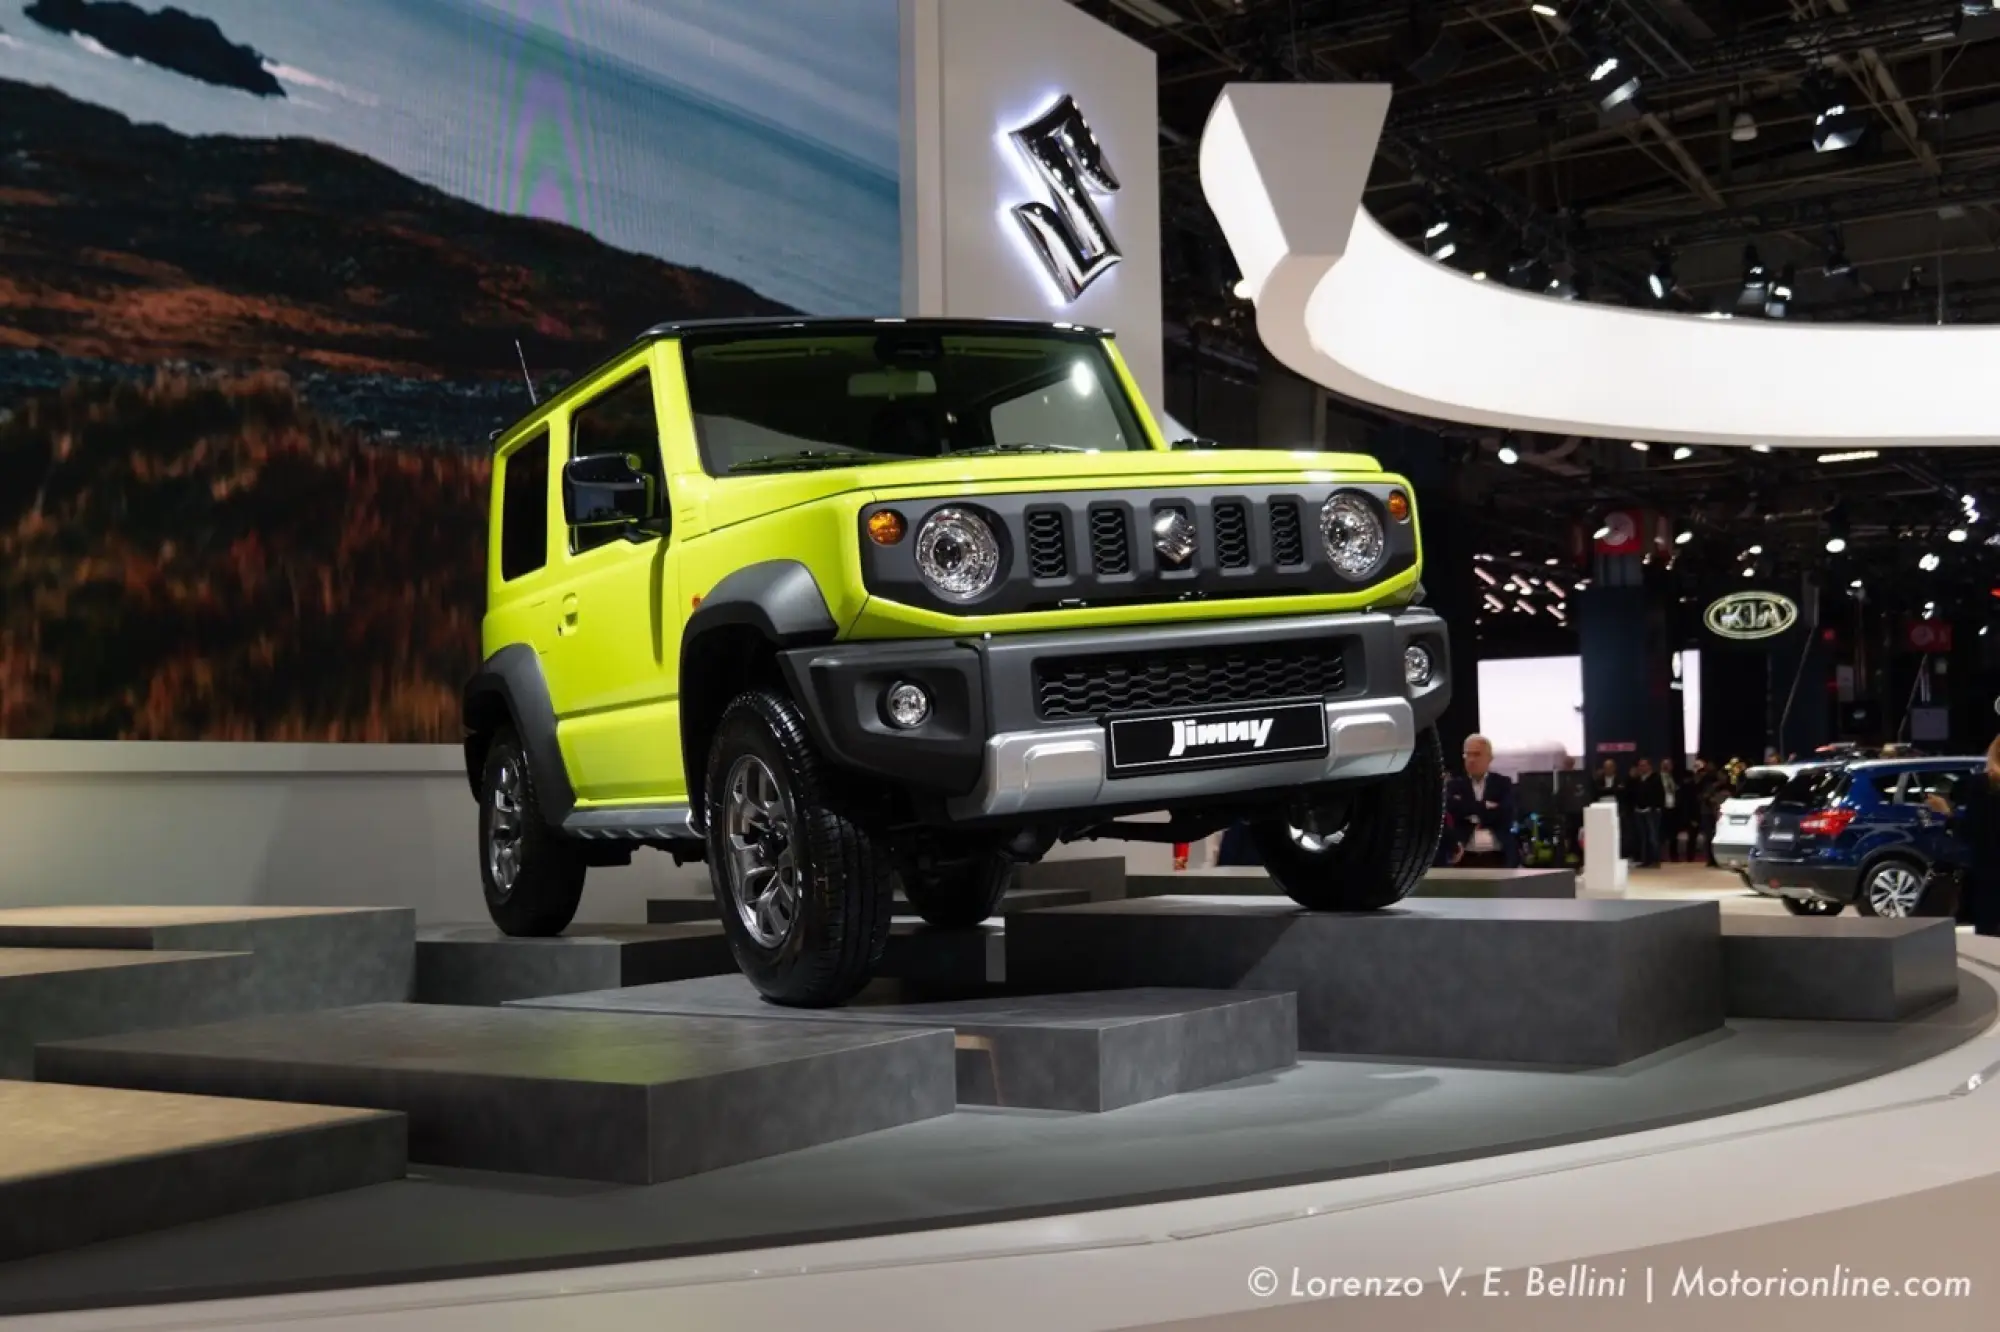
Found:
[1446,735,1518,868]
[1658,757,1687,861]
[1628,758,1664,868]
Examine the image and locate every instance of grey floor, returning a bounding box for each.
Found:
[0,970,1989,1316]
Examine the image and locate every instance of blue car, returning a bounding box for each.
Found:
[1746,756,1979,917]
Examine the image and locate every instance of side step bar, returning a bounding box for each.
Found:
[561,806,700,842]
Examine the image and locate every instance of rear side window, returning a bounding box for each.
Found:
[1899,768,1973,805]
[499,429,549,581]
[1775,767,1850,806]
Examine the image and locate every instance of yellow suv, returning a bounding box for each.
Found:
[464,318,1450,1005]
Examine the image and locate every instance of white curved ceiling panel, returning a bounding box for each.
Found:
[1201,83,2000,448]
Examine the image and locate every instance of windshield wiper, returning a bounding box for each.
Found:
[727,449,895,474]
[950,442,1087,456]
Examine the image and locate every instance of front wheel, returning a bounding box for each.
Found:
[1249,727,1444,911]
[704,689,894,1006]
[1857,859,1925,918]
[1782,896,1844,917]
[478,727,585,936]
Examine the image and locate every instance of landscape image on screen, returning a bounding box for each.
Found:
[0,0,902,740]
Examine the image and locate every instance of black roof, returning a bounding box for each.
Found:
[493,316,1112,447]
[638,315,1111,339]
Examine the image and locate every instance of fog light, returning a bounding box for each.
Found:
[883,681,931,729]
[1403,644,1434,688]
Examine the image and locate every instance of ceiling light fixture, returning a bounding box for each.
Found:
[1738,245,1769,308]
[1751,442,1773,453]
[1920,552,1942,571]
[1826,536,1848,553]
[1765,264,1796,318]
[1675,530,1692,545]
[1589,50,1644,125]
[1593,524,1611,540]
[1731,109,1758,142]
[1742,565,1756,577]
[1648,247,1676,301]
[1809,75,1868,152]
[1817,450,1881,464]
[1748,545,1764,556]
[1672,446,1694,460]
[1630,440,1650,452]
[1950,527,1970,543]
[1497,444,1519,465]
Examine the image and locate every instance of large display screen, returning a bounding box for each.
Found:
[1477,652,1701,770]
[0,0,900,741]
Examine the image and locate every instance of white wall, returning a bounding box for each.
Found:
[1476,652,1701,772]
[901,0,1164,412]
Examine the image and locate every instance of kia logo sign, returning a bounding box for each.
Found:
[1705,591,1798,640]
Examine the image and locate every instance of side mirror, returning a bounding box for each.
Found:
[563,453,659,530]
[1171,437,1220,451]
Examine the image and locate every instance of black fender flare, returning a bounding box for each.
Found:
[462,643,576,825]
[679,560,839,808]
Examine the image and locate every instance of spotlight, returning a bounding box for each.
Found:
[1809,76,1867,152]
[1231,277,1253,300]
[1748,545,1764,555]
[1742,565,1756,577]
[1959,1,2000,41]
[1593,524,1612,540]
[1631,440,1650,452]
[1920,552,1942,571]
[1731,109,1759,142]
[1648,248,1676,301]
[1738,246,1769,308]
[1818,450,1880,464]
[1497,444,1519,465]
[1850,579,1863,589]
[1765,264,1796,318]
[1950,528,1970,542]
[1472,270,1489,281]
[1674,530,1693,545]
[1531,2,1559,15]
[1825,229,1856,281]
[1826,536,1848,553]
[1751,442,1773,453]
[1672,446,1694,461]
[1589,50,1643,125]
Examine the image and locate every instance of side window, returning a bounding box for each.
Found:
[1901,769,1966,806]
[570,368,665,554]
[499,429,549,581]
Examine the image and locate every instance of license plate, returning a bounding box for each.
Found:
[1107,699,1329,777]
[1767,831,1794,843]
[1728,815,1749,824]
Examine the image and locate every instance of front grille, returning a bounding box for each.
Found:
[1269,501,1307,567]
[1034,641,1348,720]
[1213,500,1251,569]
[1088,505,1131,575]
[1026,509,1068,580]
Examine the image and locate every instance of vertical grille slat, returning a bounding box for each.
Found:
[1213,500,1251,569]
[1269,501,1307,568]
[1026,510,1069,580]
[1088,505,1131,575]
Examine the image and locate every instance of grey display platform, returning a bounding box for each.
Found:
[0,1080,404,1262]
[0,949,253,1079]
[0,907,414,1015]
[1125,867,1576,899]
[1,968,1987,1316]
[36,1003,956,1184]
[1006,895,1724,1066]
[515,975,1297,1112]
[1721,915,1960,1021]
[879,918,1007,989]
[415,923,734,1005]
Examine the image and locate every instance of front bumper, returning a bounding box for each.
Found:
[780,607,1449,823]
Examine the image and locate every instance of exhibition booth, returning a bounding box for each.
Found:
[0,2,1996,1329]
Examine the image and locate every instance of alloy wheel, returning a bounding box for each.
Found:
[1866,864,1924,918]
[486,756,524,901]
[724,755,802,948]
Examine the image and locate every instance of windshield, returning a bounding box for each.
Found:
[1773,767,1849,807]
[681,329,1150,475]
[1733,769,1793,800]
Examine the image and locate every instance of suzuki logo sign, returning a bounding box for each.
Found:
[1007,94,1122,301]
[1705,591,1799,641]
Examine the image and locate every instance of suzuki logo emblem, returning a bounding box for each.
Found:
[1007,94,1122,301]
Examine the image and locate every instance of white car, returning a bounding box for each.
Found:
[1713,764,1822,877]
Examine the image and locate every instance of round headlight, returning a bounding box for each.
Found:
[1319,492,1387,580]
[914,507,1003,601]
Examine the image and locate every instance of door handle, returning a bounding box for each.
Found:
[559,593,580,634]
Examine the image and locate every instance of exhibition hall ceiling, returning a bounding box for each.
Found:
[1083,0,2000,632]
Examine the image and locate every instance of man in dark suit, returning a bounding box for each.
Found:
[1446,734,1517,868]
[1627,758,1665,867]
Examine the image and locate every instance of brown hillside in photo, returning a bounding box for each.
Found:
[0,78,791,378]
[0,374,487,741]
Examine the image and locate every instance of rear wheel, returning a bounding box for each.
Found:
[1781,896,1844,917]
[705,689,894,1006]
[1250,728,1444,911]
[479,727,585,936]
[1857,859,1925,918]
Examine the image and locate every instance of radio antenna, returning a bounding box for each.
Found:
[514,339,538,405]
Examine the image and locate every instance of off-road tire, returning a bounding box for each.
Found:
[479,726,586,936]
[1250,727,1445,911]
[898,845,1017,928]
[704,689,894,1006]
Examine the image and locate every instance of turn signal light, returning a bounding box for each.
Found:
[867,510,907,545]
[1799,808,1856,836]
[1385,490,1411,522]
